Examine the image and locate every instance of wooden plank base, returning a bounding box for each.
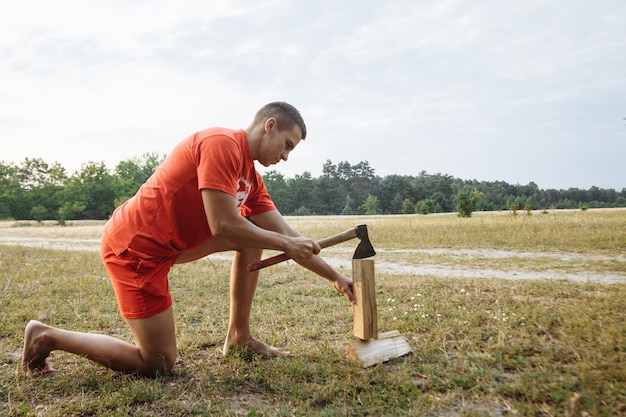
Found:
[347,330,413,368]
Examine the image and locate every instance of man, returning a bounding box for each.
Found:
[22,102,355,377]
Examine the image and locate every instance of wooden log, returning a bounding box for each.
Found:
[352,259,378,340]
[348,330,413,368]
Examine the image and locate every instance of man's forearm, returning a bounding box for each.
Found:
[216,215,291,251]
[294,254,342,283]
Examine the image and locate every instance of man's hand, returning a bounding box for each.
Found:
[249,210,355,306]
[283,236,321,261]
[333,275,356,305]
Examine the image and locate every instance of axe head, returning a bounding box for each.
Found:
[353,224,376,259]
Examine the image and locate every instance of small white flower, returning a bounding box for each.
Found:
[460,288,466,293]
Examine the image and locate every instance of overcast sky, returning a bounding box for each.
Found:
[1,0,625,190]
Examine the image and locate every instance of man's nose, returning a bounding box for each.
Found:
[281,151,289,161]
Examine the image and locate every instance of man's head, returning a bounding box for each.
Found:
[251,102,307,140]
[247,102,307,167]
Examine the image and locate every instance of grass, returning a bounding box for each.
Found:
[284,209,626,254]
[1,209,625,416]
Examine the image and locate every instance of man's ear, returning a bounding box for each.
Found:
[264,117,277,133]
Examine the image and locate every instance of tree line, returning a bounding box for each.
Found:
[0,155,163,222]
[1,157,624,222]
[264,160,626,215]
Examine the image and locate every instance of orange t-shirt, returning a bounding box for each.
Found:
[103,128,276,257]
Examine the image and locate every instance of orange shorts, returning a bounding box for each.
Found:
[100,237,177,319]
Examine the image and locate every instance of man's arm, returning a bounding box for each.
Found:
[201,189,320,261]
[249,210,356,304]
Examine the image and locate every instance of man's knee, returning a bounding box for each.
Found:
[141,351,176,377]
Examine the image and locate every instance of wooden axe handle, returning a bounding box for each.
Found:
[247,227,358,272]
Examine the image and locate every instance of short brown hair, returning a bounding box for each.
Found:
[252,102,307,140]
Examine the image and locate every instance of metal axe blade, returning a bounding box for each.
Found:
[353,224,376,259]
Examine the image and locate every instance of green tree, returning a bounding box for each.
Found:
[30,205,47,223]
[455,189,484,217]
[17,158,65,189]
[360,195,380,215]
[415,198,439,214]
[400,198,414,214]
[317,160,378,215]
[389,192,404,214]
[11,159,67,220]
[0,161,22,219]
[292,205,312,216]
[113,159,145,206]
[262,170,289,213]
[410,172,454,211]
[287,171,318,215]
[63,162,116,219]
[25,181,65,221]
[342,160,377,207]
[379,175,412,212]
[316,160,345,214]
[112,153,164,207]
[341,196,355,215]
[58,201,87,223]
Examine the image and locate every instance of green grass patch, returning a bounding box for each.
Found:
[1,209,625,416]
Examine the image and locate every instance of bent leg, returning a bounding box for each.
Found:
[177,237,288,357]
[23,307,176,377]
[223,247,289,357]
[124,306,177,375]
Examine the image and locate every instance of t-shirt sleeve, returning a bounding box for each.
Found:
[240,170,276,217]
[195,134,241,196]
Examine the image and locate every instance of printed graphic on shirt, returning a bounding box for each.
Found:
[236,177,252,209]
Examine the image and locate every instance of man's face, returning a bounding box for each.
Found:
[259,119,302,167]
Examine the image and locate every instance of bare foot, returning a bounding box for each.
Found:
[22,320,56,376]
[222,334,290,358]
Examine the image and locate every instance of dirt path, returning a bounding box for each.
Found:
[2,236,624,284]
[321,253,626,284]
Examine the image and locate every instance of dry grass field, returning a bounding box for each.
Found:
[1,209,625,416]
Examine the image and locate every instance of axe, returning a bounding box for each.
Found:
[247,224,376,272]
